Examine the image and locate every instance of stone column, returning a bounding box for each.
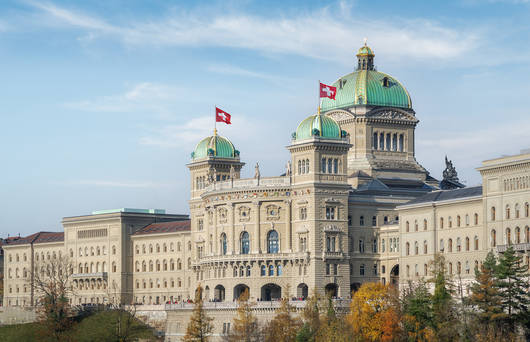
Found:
[253,201,261,253]
[230,203,236,254]
[285,200,292,252]
[213,208,218,256]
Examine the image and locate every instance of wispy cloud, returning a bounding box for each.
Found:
[64,82,182,115]
[58,179,176,188]
[206,64,275,80]
[25,1,480,65]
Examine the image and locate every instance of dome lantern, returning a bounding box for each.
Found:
[356,39,375,71]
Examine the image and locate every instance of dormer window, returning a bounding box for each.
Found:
[382,77,390,87]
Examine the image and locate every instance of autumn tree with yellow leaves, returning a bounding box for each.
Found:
[225,288,261,342]
[347,282,401,341]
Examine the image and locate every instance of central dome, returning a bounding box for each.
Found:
[321,44,411,112]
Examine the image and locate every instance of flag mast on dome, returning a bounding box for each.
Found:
[214,106,232,154]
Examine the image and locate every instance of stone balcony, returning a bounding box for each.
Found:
[165,298,350,311]
[71,272,108,279]
[204,176,291,193]
[497,243,530,253]
[194,252,310,266]
[322,251,344,260]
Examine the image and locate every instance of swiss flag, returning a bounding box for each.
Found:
[320,82,337,100]
[215,107,231,124]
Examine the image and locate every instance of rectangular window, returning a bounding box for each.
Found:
[326,207,336,220]
[333,264,338,275]
[326,264,330,275]
[198,219,204,231]
[321,158,326,173]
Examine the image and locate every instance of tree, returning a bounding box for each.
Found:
[347,282,401,342]
[104,280,152,342]
[496,246,530,334]
[226,288,261,342]
[401,280,434,340]
[470,251,505,340]
[264,297,301,342]
[183,284,214,342]
[429,254,460,341]
[296,290,321,342]
[29,256,75,342]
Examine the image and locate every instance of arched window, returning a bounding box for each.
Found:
[526,203,529,217]
[298,160,302,174]
[423,219,427,230]
[163,260,168,271]
[526,226,530,243]
[474,236,479,250]
[515,204,520,218]
[112,262,117,273]
[457,262,462,275]
[333,159,338,174]
[491,207,496,221]
[321,158,326,173]
[448,239,453,253]
[465,214,469,226]
[327,159,333,173]
[277,265,282,276]
[440,239,444,252]
[149,261,153,272]
[246,265,251,277]
[267,230,279,254]
[142,261,146,272]
[466,237,470,251]
[240,232,250,254]
[516,227,521,244]
[177,259,182,270]
[440,217,444,229]
[406,242,410,256]
[414,241,419,255]
[449,262,453,274]
[506,228,512,244]
[506,205,511,219]
[474,213,479,225]
[301,160,305,174]
[261,265,266,276]
[360,216,364,226]
[163,243,167,252]
[414,220,418,232]
[448,216,453,228]
[456,238,462,252]
[406,221,409,232]
[112,246,117,255]
[457,215,461,227]
[269,264,274,276]
[306,159,310,174]
[491,230,497,247]
[220,233,227,255]
[423,241,428,254]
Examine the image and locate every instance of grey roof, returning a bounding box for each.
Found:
[403,186,482,206]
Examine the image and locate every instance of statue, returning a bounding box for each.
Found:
[286,161,292,176]
[254,162,261,179]
[229,165,235,180]
[207,166,215,184]
[440,156,464,190]
[442,156,459,182]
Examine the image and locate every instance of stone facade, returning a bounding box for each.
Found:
[3,44,530,342]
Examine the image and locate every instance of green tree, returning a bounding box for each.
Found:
[183,284,214,342]
[296,291,321,342]
[401,280,434,341]
[315,295,352,342]
[429,254,459,341]
[226,288,261,342]
[496,246,530,334]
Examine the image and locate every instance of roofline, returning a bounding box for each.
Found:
[62,212,188,223]
[397,193,483,210]
[132,230,190,238]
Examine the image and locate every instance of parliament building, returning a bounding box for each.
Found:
[3,44,530,340]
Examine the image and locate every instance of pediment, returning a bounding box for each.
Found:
[366,108,417,122]
[325,110,353,122]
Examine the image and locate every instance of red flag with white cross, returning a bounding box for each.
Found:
[215,107,231,124]
[319,82,337,100]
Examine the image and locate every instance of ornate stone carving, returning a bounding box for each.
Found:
[266,204,280,221]
[238,206,251,222]
[326,110,352,122]
[367,109,417,122]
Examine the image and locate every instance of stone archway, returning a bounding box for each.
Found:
[325,283,338,298]
[214,285,225,302]
[261,283,281,301]
[390,264,399,285]
[297,283,308,299]
[233,284,250,300]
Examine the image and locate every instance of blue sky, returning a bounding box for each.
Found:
[1,0,530,236]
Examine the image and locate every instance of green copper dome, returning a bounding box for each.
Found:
[295,114,342,141]
[321,44,412,112]
[191,134,239,160]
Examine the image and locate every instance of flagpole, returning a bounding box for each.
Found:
[213,105,217,155]
[317,80,322,136]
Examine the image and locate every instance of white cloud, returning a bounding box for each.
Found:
[58,180,176,188]
[206,64,274,80]
[139,114,262,149]
[64,82,182,113]
[26,1,480,64]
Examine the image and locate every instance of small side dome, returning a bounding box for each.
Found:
[191,134,239,160]
[294,114,341,141]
